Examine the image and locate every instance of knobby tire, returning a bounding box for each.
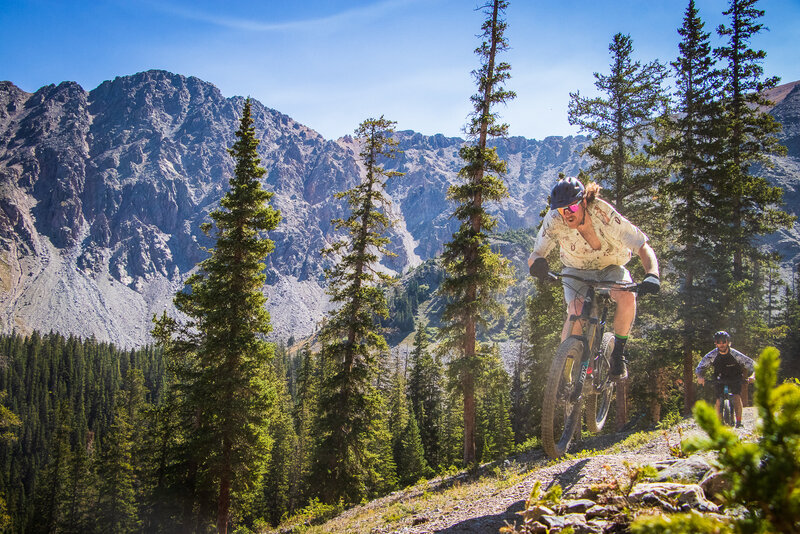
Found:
[722,397,734,426]
[585,332,615,433]
[542,337,585,459]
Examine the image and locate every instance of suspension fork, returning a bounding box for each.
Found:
[569,287,597,402]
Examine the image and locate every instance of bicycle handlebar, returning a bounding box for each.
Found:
[546,271,640,292]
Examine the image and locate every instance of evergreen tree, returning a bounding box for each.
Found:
[476,345,514,462]
[438,388,465,470]
[438,0,515,466]
[408,321,443,470]
[292,344,318,502]
[311,117,403,504]
[257,380,299,526]
[395,411,431,487]
[714,0,791,294]
[655,0,726,411]
[568,33,669,213]
[509,343,526,445]
[365,391,398,498]
[95,397,138,533]
[153,99,281,533]
[779,278,800,376]
[387,357,431,487]
[0,391,20,530]
[61,430,94,534]
[29,402,73,534]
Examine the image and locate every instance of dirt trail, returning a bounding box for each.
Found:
[316,407,758,534]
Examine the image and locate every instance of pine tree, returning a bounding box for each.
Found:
[476,345,514,462]
[387,356,431,487]
[95,398,139,533]
[153,99,281,533]
[30,402,73,534]
[713,0,793,339]
[395,410,431,487]
[509,344,526,444]
[408,321,443,471]
[292,344,318,502]
[438,0,515,466]
[568,33,669,214]
[715,0,791,283]
[257,380,299,526]
[311,117,403,504]
[61,431,94,534]
[655,0,727,411]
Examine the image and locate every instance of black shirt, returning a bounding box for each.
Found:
[713,351,743,381]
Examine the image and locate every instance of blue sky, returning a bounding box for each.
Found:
[2,0,798,140]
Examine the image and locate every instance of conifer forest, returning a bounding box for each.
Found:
[2,0,800,532]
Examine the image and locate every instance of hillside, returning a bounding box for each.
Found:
[283,408,759,533]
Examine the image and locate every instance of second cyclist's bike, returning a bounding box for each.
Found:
[714,377,741,427]
[540,272,639,459]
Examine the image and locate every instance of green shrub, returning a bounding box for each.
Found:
[631,510,733,533]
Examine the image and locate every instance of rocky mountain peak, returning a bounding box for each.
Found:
[0,71,797,347]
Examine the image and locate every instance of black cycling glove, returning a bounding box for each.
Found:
[638,274,660,295]
[529,257,550,281]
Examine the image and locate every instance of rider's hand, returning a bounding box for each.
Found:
[638,274,660,295]
[697,376,705,386]
[529,257,550,281]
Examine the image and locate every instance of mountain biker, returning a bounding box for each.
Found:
[527,177,660,380]
[695,330,755,428]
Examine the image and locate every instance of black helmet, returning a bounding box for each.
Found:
[550,177,585,209]
[714,330,730,342]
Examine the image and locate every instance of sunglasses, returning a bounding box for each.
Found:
[557,202,581,216]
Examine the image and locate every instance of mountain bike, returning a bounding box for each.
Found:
[714,378,740,427]
[540,272,639,459]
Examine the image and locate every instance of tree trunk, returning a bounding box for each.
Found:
[462,364,476,465]
[217,443,232,534]
[683,348,696,414]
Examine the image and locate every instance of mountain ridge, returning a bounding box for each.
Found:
[0,70,798,347]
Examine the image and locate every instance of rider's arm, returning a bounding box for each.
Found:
[638,243,660,277]
[528,212,558,268]
[695,349,717,384]
[731,348,756,378]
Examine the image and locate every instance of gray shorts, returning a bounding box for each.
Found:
[561,265,633,304]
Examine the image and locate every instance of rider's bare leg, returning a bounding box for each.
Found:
[610,290,636,336]
[714,398,722,420]
[561,298,584,341]
[733,394,743,422]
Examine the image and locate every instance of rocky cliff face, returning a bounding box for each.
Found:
[0,71,798,347]
[762,82,800,275]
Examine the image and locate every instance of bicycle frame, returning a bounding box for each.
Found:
[558,274,637,402]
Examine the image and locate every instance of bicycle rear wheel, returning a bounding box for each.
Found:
[542,337,585,459]
[585,332,615,433]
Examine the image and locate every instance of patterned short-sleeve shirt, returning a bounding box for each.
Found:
[532,198,648,270]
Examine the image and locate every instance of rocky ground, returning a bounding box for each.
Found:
[281,407,758,533]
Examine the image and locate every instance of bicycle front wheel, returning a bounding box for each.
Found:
[542,337,585,459]
[585,332,615,433]
[722,397,734,426]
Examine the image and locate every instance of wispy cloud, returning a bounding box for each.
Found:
[138,0,421,33]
